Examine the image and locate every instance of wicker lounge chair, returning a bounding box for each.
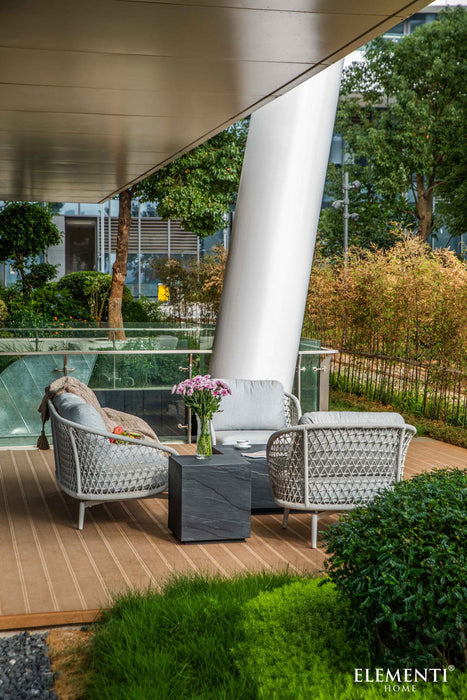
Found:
[267,412,416,547]
[48,393,178,529]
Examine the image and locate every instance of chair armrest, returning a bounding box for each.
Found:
[284,392,302,426]
[267,426,307,503]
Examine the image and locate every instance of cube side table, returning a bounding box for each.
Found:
[168,454,251,543]
[213,445,281,511]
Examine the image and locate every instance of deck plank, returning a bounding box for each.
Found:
[0,437,465,630]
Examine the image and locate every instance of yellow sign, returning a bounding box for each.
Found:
[158,284,169,302]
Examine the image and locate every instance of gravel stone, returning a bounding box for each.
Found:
[0,631,57,699]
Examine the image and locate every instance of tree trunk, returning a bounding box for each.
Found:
[108,188,132,340]
[415,174,433,242]
[16,252,26,293]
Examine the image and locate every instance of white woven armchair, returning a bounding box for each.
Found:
[49,399,178,529]
[267,412,416,547]
[210,378,301,446]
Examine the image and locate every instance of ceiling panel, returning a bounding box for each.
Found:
[0,0,428,201]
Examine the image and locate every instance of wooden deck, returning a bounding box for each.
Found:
[0,438,465,631]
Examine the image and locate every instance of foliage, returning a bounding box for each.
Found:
[121,299,149,323]
[107,119,243,332]
[21,262,58,291]
[1,270,140,328]
[329,389,467,449]
[57,271,133,325]
[138,297,164,323]
[0,298,7,326]
[153,246,227,323]
[304,238,467,425]
[331,7,467,244]
[85,571,294,700]
[137,120,248,237]
[0,283,78,328]
[325,468,467,670]
[0,202,61,289]
[318,167,407,257]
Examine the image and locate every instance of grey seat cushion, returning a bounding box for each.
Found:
[299,411,406,427]
[215,429,276,446]
[79,438,169,494]
[53,392,108,433]
[212,379,286,432]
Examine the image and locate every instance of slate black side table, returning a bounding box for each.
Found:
[213,445,281,511]
[168,453,251,543]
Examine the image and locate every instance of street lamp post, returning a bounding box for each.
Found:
[332,171,360,256]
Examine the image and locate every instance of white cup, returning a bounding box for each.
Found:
[236,440,250,448]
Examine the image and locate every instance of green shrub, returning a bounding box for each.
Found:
[22,262,58,290]
[57,271,132,323]
[139,296,164,322]
[30,283,79,321]
[0,298,7,326]
[325,468,467,670]
[121,299,149,323]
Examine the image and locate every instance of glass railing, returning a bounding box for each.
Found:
[0,327,337,446]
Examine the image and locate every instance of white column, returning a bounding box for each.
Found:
[210,62,342,392]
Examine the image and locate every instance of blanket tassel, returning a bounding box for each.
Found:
[36,428,50,450]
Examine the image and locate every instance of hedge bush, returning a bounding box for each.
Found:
[57,271,134,323]
[121,299,149,323]
[325,468,467,670]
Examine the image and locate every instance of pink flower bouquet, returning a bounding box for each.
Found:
[172,375,231,420]
[172,375,231,457]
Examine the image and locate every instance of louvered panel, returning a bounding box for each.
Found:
[170,220,199,254]
[108,217,197,254]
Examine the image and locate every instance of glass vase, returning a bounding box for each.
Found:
[196,414,212,459]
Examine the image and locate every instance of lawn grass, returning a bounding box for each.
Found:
[83,572,466,700]
[85,571,296,700]
[329,389,467,448]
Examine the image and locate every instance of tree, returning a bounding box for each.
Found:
[137,120,248,237]
[318,164,407,257]
[108,187,135,337]
[332,7,467,244]
[0,202,61,292]
[108,120,247,334]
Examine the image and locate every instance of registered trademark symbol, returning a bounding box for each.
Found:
[448,665,455,672]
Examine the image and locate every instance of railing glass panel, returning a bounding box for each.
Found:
[0,327,336,446]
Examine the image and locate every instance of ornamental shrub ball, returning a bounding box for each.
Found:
[324,468,467,670]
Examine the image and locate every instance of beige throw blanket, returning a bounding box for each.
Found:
[38,376,160,447]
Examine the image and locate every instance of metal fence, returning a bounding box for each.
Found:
[330,348,467,427]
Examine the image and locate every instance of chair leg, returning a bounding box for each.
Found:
[282,508,290,529]
[311,512,318,549]
[78,502,85,530]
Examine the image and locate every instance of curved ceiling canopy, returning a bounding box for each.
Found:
[0,0,428,202]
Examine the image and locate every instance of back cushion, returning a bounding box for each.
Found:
[53,392,108,433]
[299,411,406,427]
[212,379,286,431]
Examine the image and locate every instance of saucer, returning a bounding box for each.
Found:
[235,442,251,449]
